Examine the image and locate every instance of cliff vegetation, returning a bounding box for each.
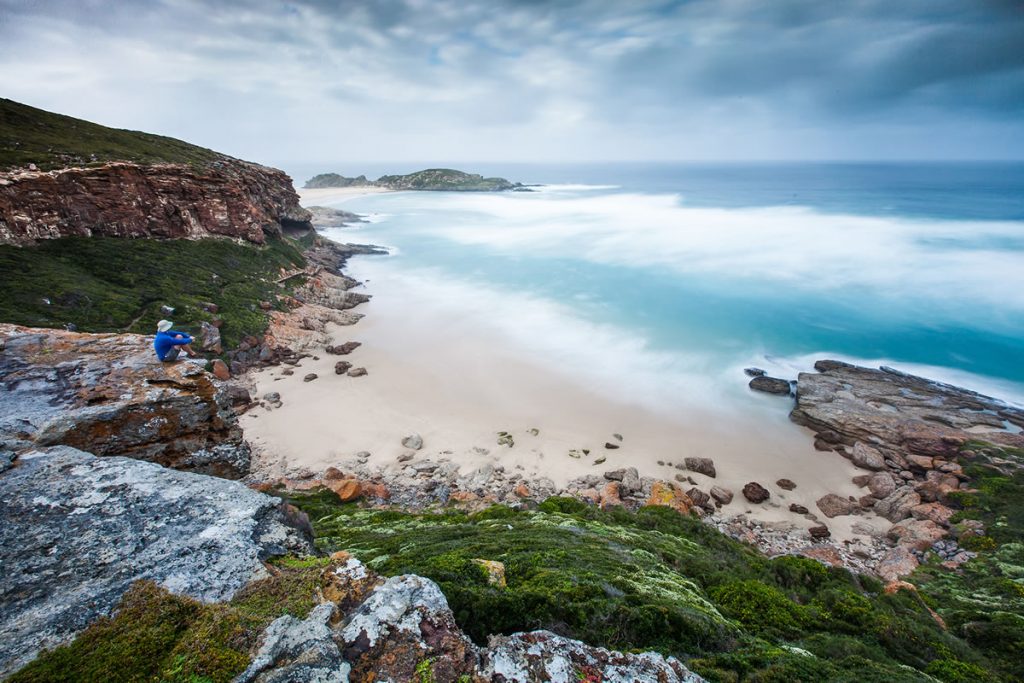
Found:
[0,98,223,171]
[0,235,305,348]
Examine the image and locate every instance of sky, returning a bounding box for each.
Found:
[1,0,1023,167]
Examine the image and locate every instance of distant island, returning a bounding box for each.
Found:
[305,167,528,192]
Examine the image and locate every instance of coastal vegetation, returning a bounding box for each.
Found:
[282,483,1022,682]
[0,98,223,171]
[0,234,305,347]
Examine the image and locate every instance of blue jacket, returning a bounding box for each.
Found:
[154,330,193,360]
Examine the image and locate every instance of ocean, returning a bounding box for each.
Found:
[302,162,1024,419]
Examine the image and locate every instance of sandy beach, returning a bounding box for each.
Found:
[241,250,881,543]
[297,186,393,205]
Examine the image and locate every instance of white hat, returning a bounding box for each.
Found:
[157,320,173,332]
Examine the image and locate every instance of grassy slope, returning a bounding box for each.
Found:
[0,236,305,348]
[286,494,1006,682]
[0,98,223,171]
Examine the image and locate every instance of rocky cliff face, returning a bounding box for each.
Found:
[0,160,311,246]
[0,446,313,679]
[0,323,251,478]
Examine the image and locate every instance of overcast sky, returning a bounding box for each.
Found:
[1,0,1023,167]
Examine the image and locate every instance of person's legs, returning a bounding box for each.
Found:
[180,343,198,357]
[162,347,181,362]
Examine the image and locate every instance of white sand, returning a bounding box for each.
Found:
[298,186,392,205]
[242,265,883,542]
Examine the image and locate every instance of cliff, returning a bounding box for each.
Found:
[0,98,311,246]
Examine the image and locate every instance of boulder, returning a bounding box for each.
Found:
[0,324,250,478]
[326,341,361,355]
[742,482,770,503]
[211,358,231,380]
[749,376,792,395]
[0,447,313,678]
[303,373,318,382]
[789,503,810,514]
[326,479,363,502]
[874,487,921,523]
[236,603,349,683]
[776,478,797,491]
[808,525,831,540]
[888,518,947,550]
[348,367,368,377]
[816,493,858,518]
[910,502,955,527]
[599,481,623,509]
[710,485,734,505]
[744,367,766,377]
[850,442,886,471]
[868,472,898,499]
[684,457,717,478]
[620,467,641,495]
[645,481,695,515]
[199,320,222,354]
[876,546,920,582]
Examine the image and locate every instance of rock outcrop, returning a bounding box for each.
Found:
[0,446,314,678]
[241,553,705,683]
[0,323,250,477]
[0,160,311,246]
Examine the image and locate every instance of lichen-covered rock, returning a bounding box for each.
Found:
[481,631,705,683]
[645,481,695,515]
[235,603,350,683]
[0,324,249,477]
[0,160,310,246]
[875,546,920,582]
[0,446,313,678]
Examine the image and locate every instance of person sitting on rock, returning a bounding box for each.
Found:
[154,319,198,361]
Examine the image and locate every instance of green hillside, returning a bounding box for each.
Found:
[0,98,223,171]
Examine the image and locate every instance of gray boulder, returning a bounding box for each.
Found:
[236,603,350,683]
[0,447,313,678]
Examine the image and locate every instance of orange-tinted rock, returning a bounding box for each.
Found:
[577,488,601,505]
[800,546,844,567]
[361,482,391,500]
[210,359,230,380]
[513,483,531,498]
[644,481,694,515]
[449,491,479,504]
[910,502,955,527]
[599,481,623,509]
[326,479,362,502]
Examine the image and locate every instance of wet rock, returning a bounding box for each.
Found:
[816,493,858,518]
[850,442,886,471]
[0,446,313,678]
[744,367,767,377]
[742,482,770,503]
[334,360,352,375]
[710,485,733,505]
[401,433,423,450]
[0,324,251,478]
[684,457,717,478]
[776,478,797,491]
[604,441,620,449]
[749,376,793,395]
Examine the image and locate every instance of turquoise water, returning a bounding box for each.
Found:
[311,163,1024,407]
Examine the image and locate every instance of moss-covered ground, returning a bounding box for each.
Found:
[1,98,223,171]
[8,557,328,683]
[0,235,305,348]
[287,491,1015,682]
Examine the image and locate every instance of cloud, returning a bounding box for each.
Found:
[0,0,1021,163]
